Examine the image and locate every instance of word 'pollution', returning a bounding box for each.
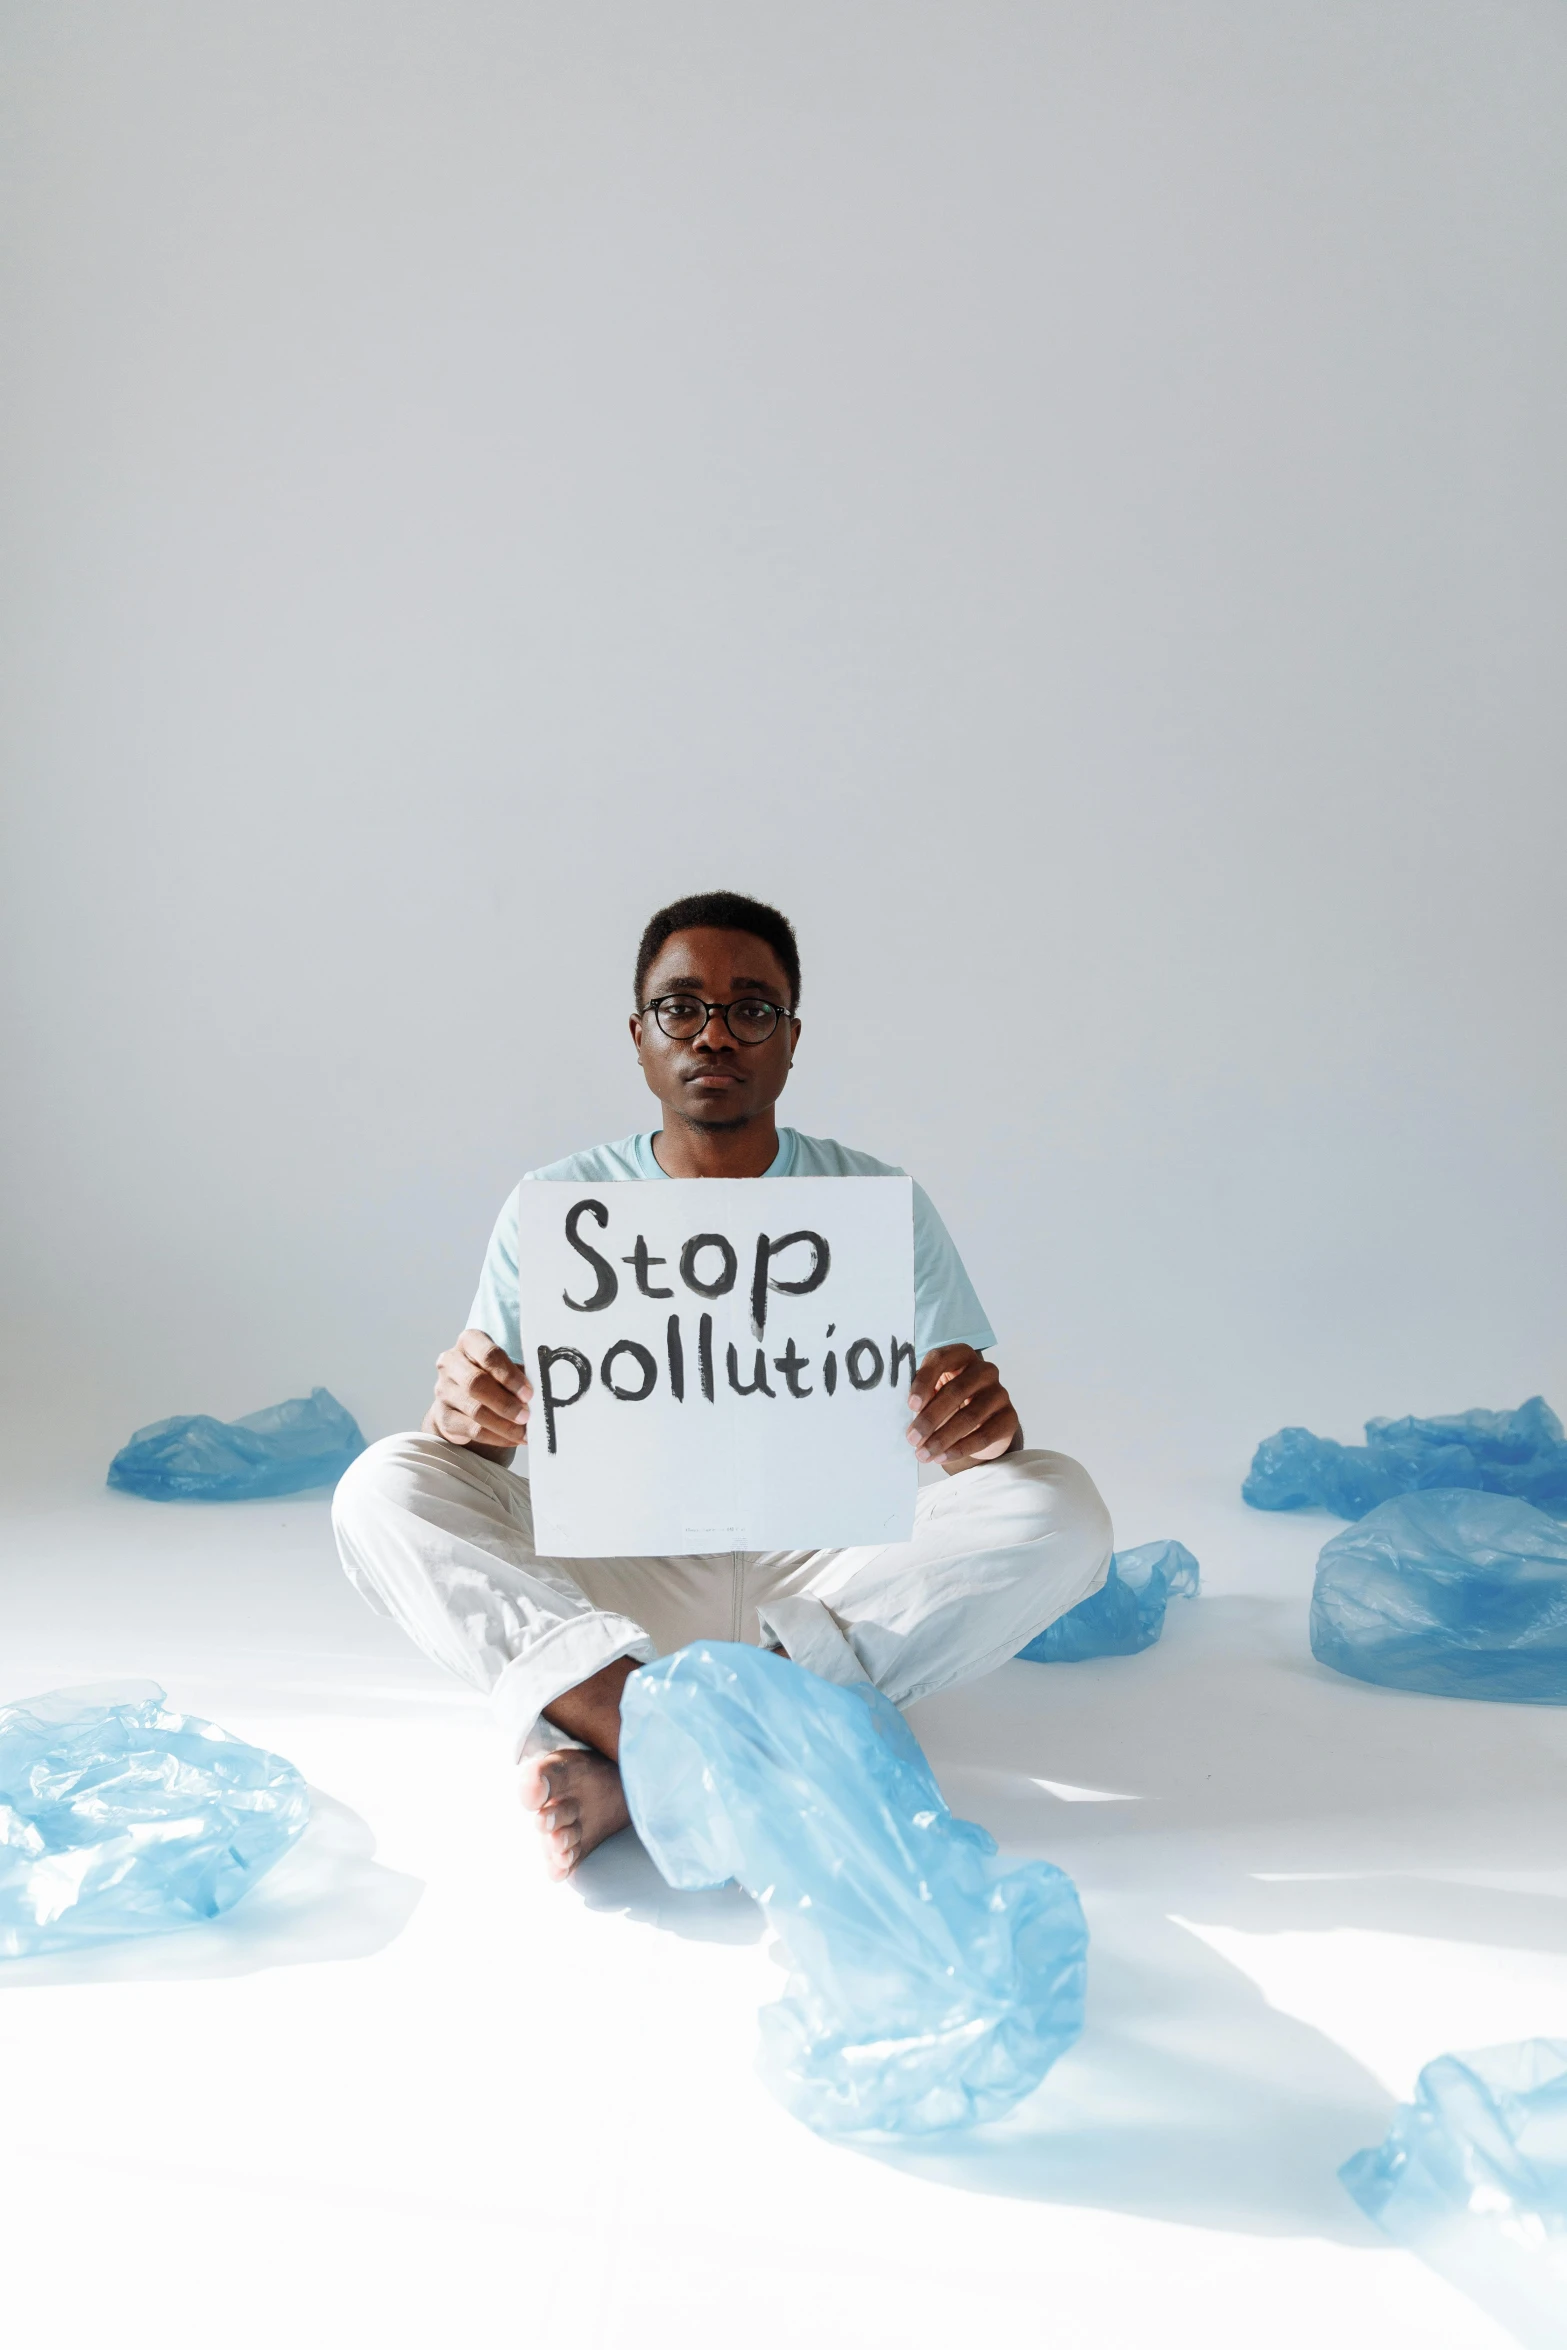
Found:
[533,1198,916,1453]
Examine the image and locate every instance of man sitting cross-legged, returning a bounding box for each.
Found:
[332,890,1113,1878]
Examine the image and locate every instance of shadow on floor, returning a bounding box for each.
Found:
[1415,2218,1567,2350]
[856,1894,1567,2343]
[0,1789,424,1989]
[572,1811,1391,2238]
[861,1911,1387,2238]
[570,1824,764,1945]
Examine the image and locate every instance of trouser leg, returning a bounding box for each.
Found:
[752,1448,1113,1708]
[331,1433,656,1760]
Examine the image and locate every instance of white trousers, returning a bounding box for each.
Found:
[332,1435,1113,1761]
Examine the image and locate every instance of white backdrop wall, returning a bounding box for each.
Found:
[2,1,1564,1485]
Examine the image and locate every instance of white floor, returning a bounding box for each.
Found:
[4,1444,1567,2349]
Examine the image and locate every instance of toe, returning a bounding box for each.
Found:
[546,1828,581,1879]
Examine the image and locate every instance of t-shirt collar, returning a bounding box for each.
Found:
[636,1127,794,1178]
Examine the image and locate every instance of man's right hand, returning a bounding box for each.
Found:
[423,1329,532,1456]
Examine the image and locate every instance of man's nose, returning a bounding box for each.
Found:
[693,1007,734,1049]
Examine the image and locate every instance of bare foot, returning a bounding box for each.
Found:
[519,1747,630,1880]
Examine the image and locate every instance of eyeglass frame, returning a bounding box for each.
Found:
[638,992,794,1045]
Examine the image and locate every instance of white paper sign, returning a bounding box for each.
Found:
[515,1176,918,1557]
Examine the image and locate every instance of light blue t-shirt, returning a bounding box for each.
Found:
[468,1128,995,1366]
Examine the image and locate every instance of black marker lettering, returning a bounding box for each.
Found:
[537,1344,592,1452]
[681,1234,738,1298]
[773,1337,812,1397]
[622,1236,673,1300]
[847,1338,884,1391]
[823,1323,837,1395]
[889,1337,916,1390]
[563,1200,617,1312]
[601,1339,657,1401]
[726,1343,776,1398]
[698,1312,715,1401]
[666,1313,685,1401]
[749,1229,831,1339]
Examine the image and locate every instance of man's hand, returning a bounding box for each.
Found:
[423,1329,532,1459]
[906,1344,1021,1470]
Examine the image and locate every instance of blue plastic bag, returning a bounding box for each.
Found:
[1342,2040,1567,2247]
[107,1386,365,1500]
[1017,1539,1199,1662]
[1310,1490,1567,1703]
[0,1683,310,1959]
[1244,1397,1567,1520]
[619,1641,1087,2136]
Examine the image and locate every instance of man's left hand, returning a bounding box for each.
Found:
[906,1344,1021,1469]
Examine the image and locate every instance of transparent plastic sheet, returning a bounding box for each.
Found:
[619,1641,1087,2136]
[1310,1491,1567,1703]
[107,1386,366,1501]
[0,1683,310,1959]
[1342,2040,1567,2249]
[1243,1396,1567,1520]
[1016,1539,1199,1662]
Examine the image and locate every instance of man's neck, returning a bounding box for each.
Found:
[651,1112,781,1179]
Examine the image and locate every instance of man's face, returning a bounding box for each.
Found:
[631,926,801,1131]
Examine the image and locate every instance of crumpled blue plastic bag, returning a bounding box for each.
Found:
[1244,1397,1567,1520]
[1310,1490,1567,1703]
[619,1641,1087,2136]
[1342,2040,1567,2248]
[1017,1539,1199,1661]
[107,1386,365,1500]
[0,1683,310,1958]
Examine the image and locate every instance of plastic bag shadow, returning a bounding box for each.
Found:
[0,1789,422,1989]
[1413,2216,1567,2350]
[855,1909,1389,2241]
[570,1824,764,1946]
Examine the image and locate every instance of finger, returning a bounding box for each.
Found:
[907,1381,983,1446]
[430,1404,484,1444]
[907,1347,970,1415]
[966,1419,1020,1462]
[906,1363,982,1410]
[927,1401,1017,1464]
[920,1380,1008,1451]
[463,1370,531,1423]
[435,1362,531,1419]
[458,1330,529,1393]
[906,1354,959,1412]
[468,1406,529,1446]
[919,1394,1002,1460]
[432,1398,522,1449]
[908,1362,997,1446]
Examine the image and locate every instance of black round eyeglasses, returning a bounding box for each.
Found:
[640,993,790,1046]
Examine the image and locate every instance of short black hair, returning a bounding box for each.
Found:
[635,891,801,1010]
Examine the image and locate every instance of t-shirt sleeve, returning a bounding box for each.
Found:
[467,1187,523,1361]
[910,1181,996,1357]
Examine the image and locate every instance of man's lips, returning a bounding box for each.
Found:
[682,1066,745,1087]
